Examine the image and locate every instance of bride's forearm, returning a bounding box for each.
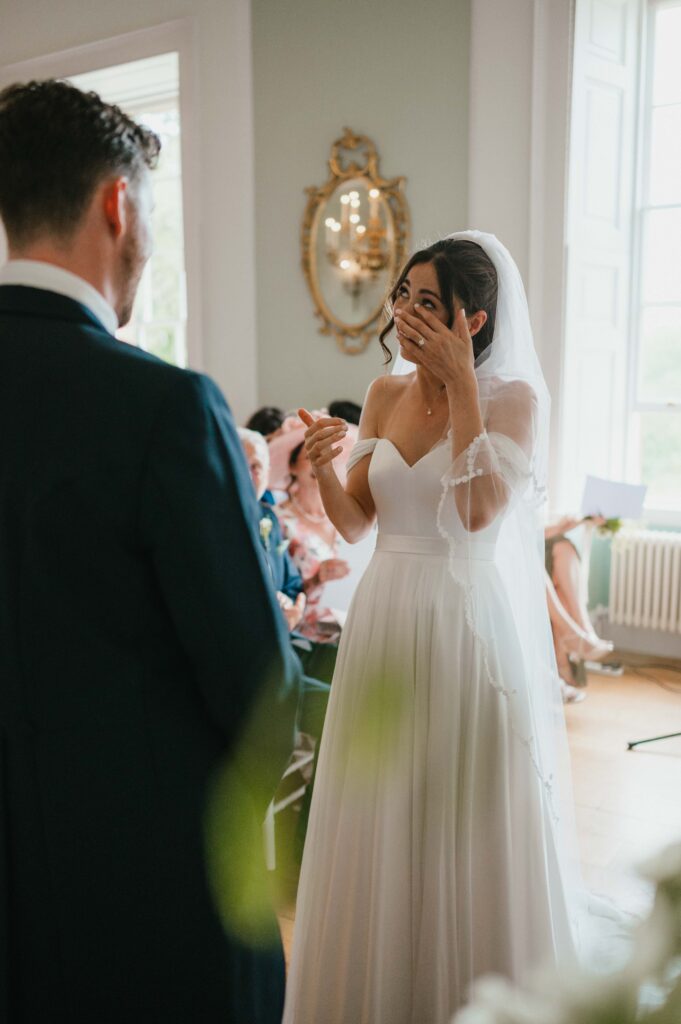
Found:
[446,371,485,459]
[446,373,501,532]
[315,466,374,543]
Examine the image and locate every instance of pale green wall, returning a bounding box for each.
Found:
[251,0,470,415]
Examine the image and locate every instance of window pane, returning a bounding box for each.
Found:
[641,208,681,304]
[151,257,181,321]
[636,411,681,510]
[141,109,181,179]
[120,110,186,364]
[70,59,187,369]
[638,306,681,404]
[652,6,681,106]
[649,104,681,205]
[144,325,177,365]
[151,177,184,254]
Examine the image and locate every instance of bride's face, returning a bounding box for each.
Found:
[392,261,457,363]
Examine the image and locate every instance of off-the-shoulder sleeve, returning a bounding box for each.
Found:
[441,430,532,494]
[438,382,538,534]
[346,437,379,474]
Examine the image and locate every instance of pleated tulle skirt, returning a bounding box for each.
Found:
[283,543,575,1024]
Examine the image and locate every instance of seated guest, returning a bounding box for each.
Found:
[267,409,321,494]
[275,434,351,644]
[239,430,331,863]
[238,427,306,632]
[245,405,285,439]
[545,515,614,701]
[328,398,362,425]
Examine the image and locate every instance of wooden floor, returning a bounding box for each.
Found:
[567,655,681,916]
[277,654,681,962]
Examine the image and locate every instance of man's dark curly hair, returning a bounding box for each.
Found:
[0,79,161,246]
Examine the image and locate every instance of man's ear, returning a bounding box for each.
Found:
[101,177,128,239]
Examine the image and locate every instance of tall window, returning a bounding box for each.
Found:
[630,1,681,511]
[70,54,187,367]
[564,0,681,520]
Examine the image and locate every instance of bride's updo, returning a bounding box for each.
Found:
[380,238,498,363]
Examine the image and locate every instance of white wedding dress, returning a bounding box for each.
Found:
[283,232,616,1024]
[283,433,576,1024]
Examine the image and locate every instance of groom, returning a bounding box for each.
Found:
[0,80,299,1022]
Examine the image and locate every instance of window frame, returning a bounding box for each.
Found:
[626,0,681,522]
[0,20,203,372]
[95,83,187,368]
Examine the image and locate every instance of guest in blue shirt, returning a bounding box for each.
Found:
[239,427,305,629]
[239,428,333,861]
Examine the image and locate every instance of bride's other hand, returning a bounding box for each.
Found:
[299,408,348,474]
[394,306,477,388]
[296,399,376,545]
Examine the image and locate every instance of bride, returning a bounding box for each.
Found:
[283,232,588,1024]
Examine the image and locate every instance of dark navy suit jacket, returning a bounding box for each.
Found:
[0,285,299,1023]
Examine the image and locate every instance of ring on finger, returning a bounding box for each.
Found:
[416,337,425,348]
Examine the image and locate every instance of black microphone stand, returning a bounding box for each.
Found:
[628,730,681,751]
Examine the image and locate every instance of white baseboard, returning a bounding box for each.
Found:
[601,623,681,661]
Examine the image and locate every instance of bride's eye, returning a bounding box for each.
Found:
[396,285,409,299]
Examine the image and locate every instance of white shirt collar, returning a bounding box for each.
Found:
[0,259,118,335]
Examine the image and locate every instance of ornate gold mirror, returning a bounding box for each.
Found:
[302,128,410,355]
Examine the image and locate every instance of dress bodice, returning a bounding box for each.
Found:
[365,437,503,553]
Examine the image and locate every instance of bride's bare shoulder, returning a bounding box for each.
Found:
[365,372,411,405]
[361,372,412,437]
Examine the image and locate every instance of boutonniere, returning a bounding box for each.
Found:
[259,516,273,550]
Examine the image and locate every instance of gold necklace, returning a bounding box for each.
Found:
[425,384,447,416]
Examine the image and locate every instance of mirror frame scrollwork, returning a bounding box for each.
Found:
[301,127,410,355]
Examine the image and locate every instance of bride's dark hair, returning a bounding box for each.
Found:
[379,239,498,364]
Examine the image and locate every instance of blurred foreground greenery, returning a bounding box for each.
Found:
[454,843,681,1024]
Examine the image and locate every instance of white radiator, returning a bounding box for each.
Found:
[609,529,681,633]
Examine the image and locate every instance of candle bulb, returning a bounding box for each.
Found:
[369,188,380,223]
[349,212,360,251]
[340,194,350,238]
[332,220,341,256]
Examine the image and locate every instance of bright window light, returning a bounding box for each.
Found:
[70,53,187,368]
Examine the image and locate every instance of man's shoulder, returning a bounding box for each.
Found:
[77,331,216,420]
[96,333,189,384]
[0,287,231,430]
[77,328,224,412]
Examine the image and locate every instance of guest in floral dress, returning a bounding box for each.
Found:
[275,440,350,644]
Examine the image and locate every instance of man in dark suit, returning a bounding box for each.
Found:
[0,80,299,1022]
